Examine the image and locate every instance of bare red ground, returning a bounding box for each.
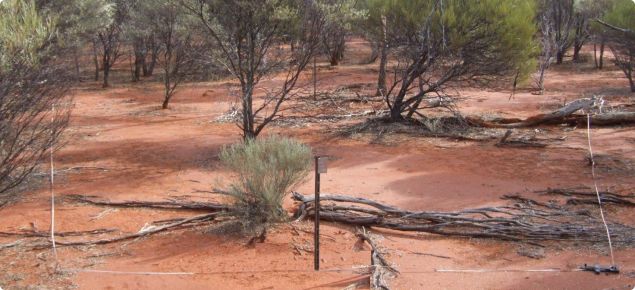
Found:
[1,40,634,290]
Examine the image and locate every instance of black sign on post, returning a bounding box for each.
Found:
[314,156,327,271]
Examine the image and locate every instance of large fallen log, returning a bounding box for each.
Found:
[466,98,596,128]
[292,192,635,245]
[468,98,635,128]
[558,112,635,126]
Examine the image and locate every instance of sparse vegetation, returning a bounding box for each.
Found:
[3,0,635,289]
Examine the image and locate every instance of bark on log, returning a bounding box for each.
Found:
[292,192,635,245]
[467,99,600,128]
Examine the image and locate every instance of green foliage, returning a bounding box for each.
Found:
[0,0,57,70]
[219,135,312,234]
[0,0,71,197]
[601,0,635,91]
[603,0,635,31]
[45,0,114,44]
[363,0,537,119]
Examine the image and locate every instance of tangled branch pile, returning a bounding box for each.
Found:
[292,192,635,246]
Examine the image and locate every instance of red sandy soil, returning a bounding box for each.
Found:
[1,40,635,290]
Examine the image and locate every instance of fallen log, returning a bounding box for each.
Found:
[292,192,635,245]
[559,112,635,126]
[68,195,230,212]
[467,98,596,128]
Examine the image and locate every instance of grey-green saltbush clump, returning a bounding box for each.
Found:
[220,135,312,235]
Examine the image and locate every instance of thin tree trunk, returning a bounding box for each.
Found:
[93,39,100,82]
[573,41,582,62]
[103,66,110,88]
[73,47,81,81]
[376,15,388,97]
[406,76,424,118]
[133,43,143,82]
[538,68,547,94]
[593,37,598,68]
[599,40,605,70]
[148,39,158,76]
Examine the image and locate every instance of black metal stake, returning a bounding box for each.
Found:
[314,156,320,271]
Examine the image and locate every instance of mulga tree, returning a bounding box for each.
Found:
[535,0,576,93]
[584,0,616,69]
[359,0,392,96]
[600,0,635,92]
[95,0,131,88]
[379,0,536,122]
[39,0,114,80]
[572,0,591,62]
[183,0,328,140]
[316,0,365,66]
[0,0,72,197]
[133,0,207,109]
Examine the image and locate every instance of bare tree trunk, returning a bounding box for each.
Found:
[103,66,110,88]
[406,76,424,118]
[73,47,81,81]
[556,50,565,64]
[376,15,388,97]
[573,40,582,62]
[163,61,171,109]
[593,37,598,68]
[599,39,605,70]
[133,43,143,82]
[93,39,100,82]
[142,59,148,77]
[148,39,158,76]
[330,50,339,66]
[538,68,547,94]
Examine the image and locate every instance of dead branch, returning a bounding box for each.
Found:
[357,228,399,290]
[495,130,548,148]
[535,188,635,207]
[292,192,635,245]
[36,213,218,248]
[68,195,230,212]
[0,229,115,238]
[411,252,452,259]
